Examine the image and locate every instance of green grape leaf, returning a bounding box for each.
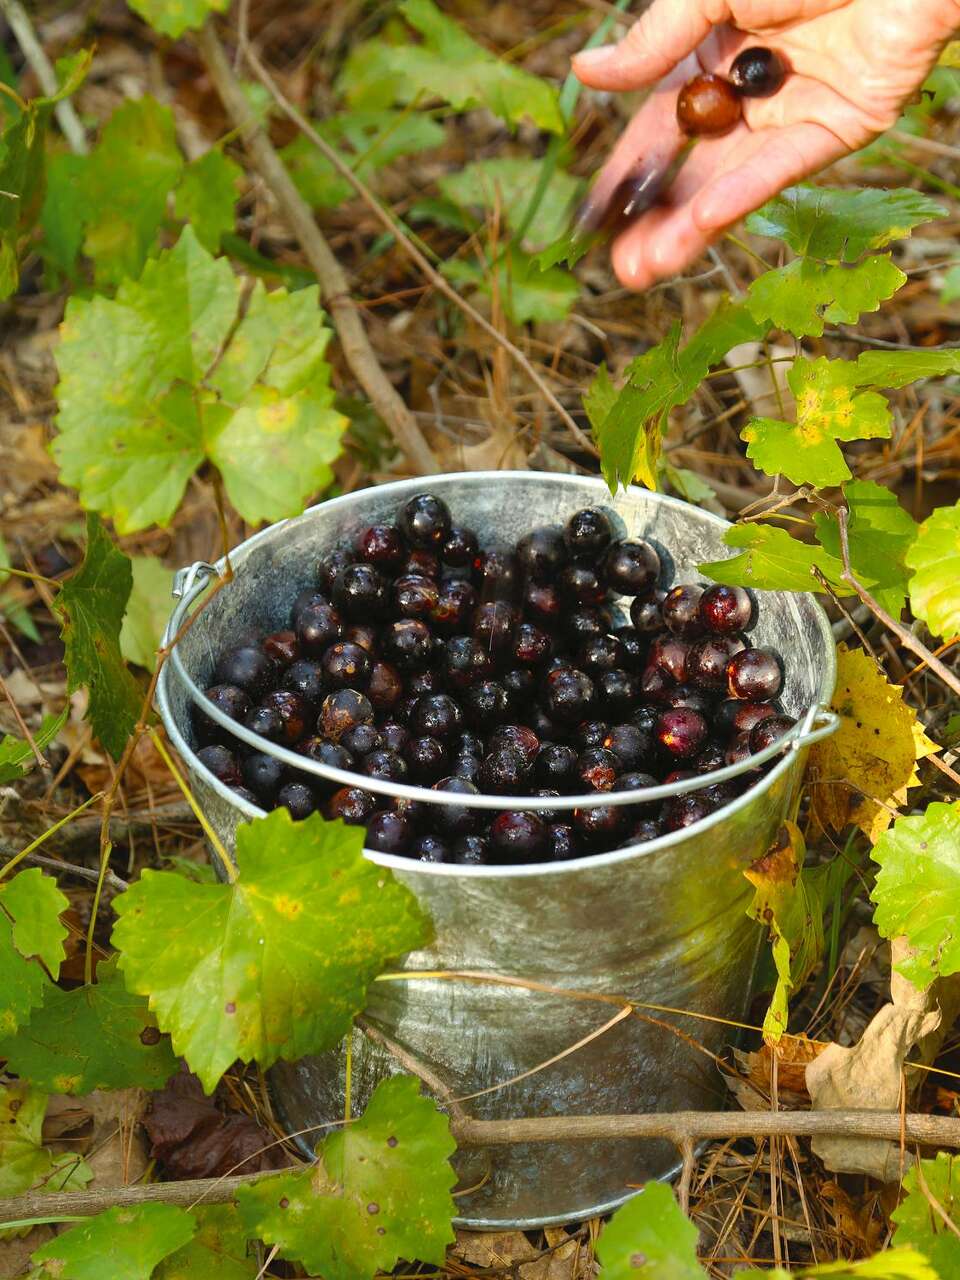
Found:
[742,357,891,487]
[905,500,960,640]
[40,151,88,277]
[53,513,142,760]
[31,1204,196,1280]
[745,822,824,1040]
[174,150,241,253]
[871,801,960,990]
[0,708,68,785]
[891,1153,960,1277]
[119,555,175,671]
[0,913,52,1037]
[534,227,591,270]
[0,869,69,975]
[583,363,618,434]
[53,226,347,533]
[941,262,960,303]
[698,521,848,595]
[662,463,718,506]
[0,105,49,299]
[814,480,919,618]
[154,1205,258,1280]
[596,1182,702,1279]
[126,0,229,38]
[597,300,765,491]
[282,110,445,210]
[237,1075,456,1280]
[0,1082,91,1198]
[339,0,563,134]
[854,348,960,387]
[112,808,431,1092]
[746,186,947,263]
[736,1250,938,1279]
[443,245,578,326]
[0,956,178,1094]
[746,255,905,338]
[438,158,582,250]
[0,533,40,641]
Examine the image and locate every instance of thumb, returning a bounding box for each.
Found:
[572,0,729,90]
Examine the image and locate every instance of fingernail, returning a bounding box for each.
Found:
[573,44,617,70]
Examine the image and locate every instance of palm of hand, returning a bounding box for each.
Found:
[574,0,960,289]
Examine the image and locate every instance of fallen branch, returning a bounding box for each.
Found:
[195,23,439,477]
[1,1109,957,1222]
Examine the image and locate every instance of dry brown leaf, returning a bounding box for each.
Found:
[454,1229,541,1266]
[0,1226,55,1278]
[808,645,938,843]
[819,1181,884,1254]
[729,1033,828,1111]
[519,1236,584,1280]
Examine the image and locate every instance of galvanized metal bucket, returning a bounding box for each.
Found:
[156,471,837,1229]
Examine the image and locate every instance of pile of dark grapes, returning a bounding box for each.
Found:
[193,494,795,866]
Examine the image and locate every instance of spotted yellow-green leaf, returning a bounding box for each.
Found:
[174,149,241,254]
[814,481,919,618]
[905,500,960,641]
[237,1075,456,1280]
[154,1205,258,1280]
[745,822,824,1041]
[0,1082,91,1199]
[53,513,142,760]
[872,801,960,990]
[53,226,347,533]
[339,0,563,134]
[699,521,848,595]
[746,186,947,263]
[119,555,175,671]
[443,245,578,325]
[596,1182,702,1280]
[0,708,68,785]
[0,956,177,1095]
[743,357,892,487]
[111,808,431,1092]
[891,1153,960,1276]
[809,645,938,844]
[31,1204,196,1280]
[0,869,69,975]
[439,158,582,251]
[746,255,906,338]
[126,0,229,38]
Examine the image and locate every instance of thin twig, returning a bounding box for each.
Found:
[0,670,46,768]
[233,27,599,460]
[194,23,439,476]
[4,849,128,892]
[836,508,960,699]
[0,0,88,154]
[0,1110,956,1223]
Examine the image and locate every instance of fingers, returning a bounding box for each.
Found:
[572,0,727,90]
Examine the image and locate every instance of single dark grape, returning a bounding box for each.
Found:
[354,523,404,570]
[479,747,530,794]
[663,769,697,785]
[579,635,625,676]
[473,550,518,601]
[613,770,658,797]
[360,749,408,782]
[603,724,649,771]
[564,508,613,560]
[453,730,484,757]
[403,735,448,782]
[263,630,300,665]
[630,589,667,634]
[724,732,754,767]
[573,803,626,847]
[749,715,796,752]
[639,665,671,702]
[382,620,434,670]
[559,562,607,608]
[392,795,429,829]
[632,704,659,734]
[489,724,540,765]
[502,667,536,701]
[603,539,660,596]
[441,526,478,568]
[545,823,579,860]
[473,601,518,655]
[280,659,325,705]
[658,684,713,715]
[542,667,595,724]
[517,526,566,582]
[699,584,754,635]
[394,574,439,620]
[297,600,343,655]
[452,753,481,784]
[213,646,275,697]
[340,723,382,757]
[622,817,663,846]
[411,692,463,739]
[298,736,353,770]
[441,635,493,688]
[321,641,371,689]
[655,708,709,759]
[693,742,726,774]
[318,689,374,741]
[230,785,259,807]
[196,744,242,787]
[490,811,546,861]
[277,781,316,820]
[241,751,285,802]
[565,606,613,644]
[595,668,637,719]
[332,562,390,620]
[676,73,742,136]
[578,747,622,792]
[661,792,715,831]
[258,689,309,743]
[463,680,511,730]
[367,661,403,712]
[431,580,476,633]
[611,626,645,672]
[400,493,451,548]
[687,635,744,691]
[291,588,327,628]
[662,585,706,637]
[401,548,440,579]
[345,623,378,654]
[365,810,413,855]
[575,720,610,751]
[412,834,450,863]
[535,742,579,787]
[431,777,481,836]
[512,622,552,667]
[523,580,562,628]
[647,636,690,683]
[452,834,490,865]
[726,648,783,701]
[379,721,409,754]
[326,786,377,825]
[701,779,737,807]
[317,548,354,595]
[729,46,787,98]
[715,699,775,737]
[408,669,440,696]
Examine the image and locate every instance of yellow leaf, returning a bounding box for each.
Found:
[808,645,937,842]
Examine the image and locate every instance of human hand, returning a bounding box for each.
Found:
[572,0,960,290]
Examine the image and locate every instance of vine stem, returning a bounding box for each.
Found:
[0,0,88,154]
[194,23,439,477]
[0,1110,956,1223]
[229,23,600,461]
[836,508,960,699]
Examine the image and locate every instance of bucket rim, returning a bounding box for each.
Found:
[156,471,838,878]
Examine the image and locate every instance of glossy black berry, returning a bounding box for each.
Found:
[403,735,448,782]
[263,629,300,666]
[367,661,403,712]
[431,777,481,836]
[212,646,275,697]
[316,548,354,595]
[355,523,404,570]
[409,670,440,696]
[411,693,463,739]
[512,622,552,667]
[622,817,663,846]
[490,811,546,861]
[726,648,783,701]
[479,747,530,794]
[655,708,708,759]
[523,580,562,628]
[319,689,374,741]
[658,684,713,715]
[579,635,625,676]
[280,659,325,705]
[749,715,796,752]
[452,834,490,865]
[564,508,613,560]
[473,550,518,601]
[441,635,493,688]
[542,667,595,724]
[595,669,637,719]
[291,588,327,629]
[345,623,378,654]
[677,73,742,136]
[400,493,451,548]
[575,720,610,751]
[693,742,726,774]
[502,667,536,701]
[379,721,409,754]
[411,834,448,862]
[662,585,706,637]
[298,736,353,770]
[473,601,518,655]
[195,684,251,745]
[241,751,284,801]
[296,600,343,655]
[326,786,377,825]
[441,526,478,568]
[340,723,382,757]
[431,580,476,633]
[611,626,645,671]
[603,539,660,596]
[661,792,715,831]
[517,526,566,582]
[630,590,666,634]
[332,563,389,620]
[463,680,511,730]
[196,744,242,787]
[730,46,787,98]
[699,584,753,635]
[565,606,613,644]
[687,636,744,691]
[573,803,626,847]
[394,574,439,620]
[360,749,408,782]
[545,823,579,860]
[259,690,309,743]
[488,724,540,765]
[613,770,658,797]
[401,548,440,579]
[365,810,413,855]
[647,636,689,684]
[382,620,434,670]
[724,732,754,768]
[559,562,607,608]
[277,781,316,820]
[452,753,481,784]
[321,642,371,689]
[535,742,578,787]
[578,747,622,792]
[603,724,649,771]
